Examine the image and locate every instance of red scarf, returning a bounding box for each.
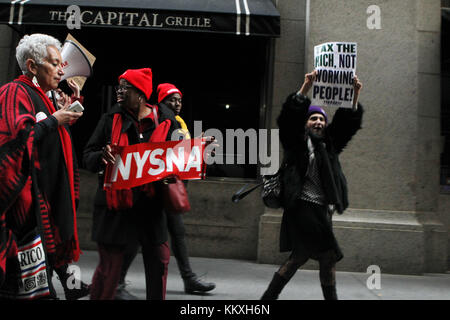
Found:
[104,105,171,210]
[17,75,81,262]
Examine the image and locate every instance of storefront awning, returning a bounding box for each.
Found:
[0,0,280,37]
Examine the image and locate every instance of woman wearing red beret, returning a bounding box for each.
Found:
[113,83,216,299]
[83,68,179,300]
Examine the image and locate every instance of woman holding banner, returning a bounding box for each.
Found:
[83,68,179,300]
[260,71,363,300]
[112,83,216,299]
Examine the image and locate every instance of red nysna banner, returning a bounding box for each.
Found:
[103,138,207,190]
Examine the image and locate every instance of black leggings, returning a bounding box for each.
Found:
[277,249,337,286]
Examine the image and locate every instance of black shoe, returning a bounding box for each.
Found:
[183,276,216,294]
[55,264,90,300]
[64,281,91,300]
[115,282,139,300]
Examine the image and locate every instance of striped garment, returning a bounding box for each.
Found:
[300,137,326,205]
[300,154,326,206]
[17,235,50,300]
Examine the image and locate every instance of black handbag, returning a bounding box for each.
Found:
[261,171,282,209]
[261,161,286,209]
[231,163,285,209]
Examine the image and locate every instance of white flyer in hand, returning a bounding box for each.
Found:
[311,42,357,109]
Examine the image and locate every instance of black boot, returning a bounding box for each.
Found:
[55,265,91,300]
[261,272,289,300]
[183,275,216,294]
[321,285,338,300]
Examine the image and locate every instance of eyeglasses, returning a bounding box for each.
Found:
[115,85,134,92]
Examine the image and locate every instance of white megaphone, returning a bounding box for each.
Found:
[60,40,93,80]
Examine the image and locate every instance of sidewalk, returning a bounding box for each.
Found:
[54,250,450,300]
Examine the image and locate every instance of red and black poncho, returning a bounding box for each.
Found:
[0,75,81,293]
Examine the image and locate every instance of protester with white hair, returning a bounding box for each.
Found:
[0,33,86,299]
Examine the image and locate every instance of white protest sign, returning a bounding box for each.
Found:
[312,42,357,109]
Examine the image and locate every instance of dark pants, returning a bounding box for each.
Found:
[119,212,195,283]
[90,241,170,300]
[166,213,195,279]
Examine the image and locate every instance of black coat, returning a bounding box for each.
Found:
[82,103,179,246]
[277,92,363,252]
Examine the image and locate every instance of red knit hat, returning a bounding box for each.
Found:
[118,68,153,100]
[157,83,182,103]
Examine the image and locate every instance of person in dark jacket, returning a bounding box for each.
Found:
[261,71,363,300]
[83,68,179,300]
[113,83,216,298]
